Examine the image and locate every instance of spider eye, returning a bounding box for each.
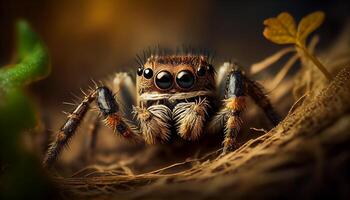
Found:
[176,70,195,89]
[207,64,214,73]
[143,68,153,79]
[137,67,143,76]
[197,65,206,76]
[155,71,173,89]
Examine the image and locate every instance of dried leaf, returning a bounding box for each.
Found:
[263,12,297,44]
[297,11,325,45]
[277,12,297,36]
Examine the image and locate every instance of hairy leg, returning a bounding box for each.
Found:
[213,62,280,153]
[217,62,280,126]
[216,62,233,100]
[43,90,96,167]
[212,68,246,153]
[86,115,100,154]
[43,86,141,167]
[244,77,281,126]
[112,72,136,120]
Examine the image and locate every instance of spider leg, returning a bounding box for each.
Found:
[213,62,280,153]
[112,72,136,120]
[43,90,96,167]
[43,86,141,167]
[221,69,246,153]
[86,114,100,155]
[86,73,137,158]
[243,75,281,126]
[216,62,233,100]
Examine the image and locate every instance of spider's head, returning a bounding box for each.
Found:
[136,55,216,104]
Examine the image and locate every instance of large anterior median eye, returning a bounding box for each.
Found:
[155,71,173,89]
[176,70,195,89]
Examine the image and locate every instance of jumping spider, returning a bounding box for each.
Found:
[43,50,280,167]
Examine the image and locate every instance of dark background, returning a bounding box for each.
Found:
[0,0,349,107]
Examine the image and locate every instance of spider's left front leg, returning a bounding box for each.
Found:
[212,69,246,153]
[212,65,281,153]
[43,86,140,167]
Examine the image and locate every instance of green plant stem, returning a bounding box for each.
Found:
[297,44,333,80]
[0,20,50,90]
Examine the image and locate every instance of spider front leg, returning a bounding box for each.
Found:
[212,64,281,153]
[43,86,140,167]
[213,69,246,153]
[243,76,281,126]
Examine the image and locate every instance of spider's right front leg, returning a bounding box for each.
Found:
[43,86,140,167]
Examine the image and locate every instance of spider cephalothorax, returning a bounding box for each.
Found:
[134,55,217,144]
[136,55,215,95]
[43,51,280,167]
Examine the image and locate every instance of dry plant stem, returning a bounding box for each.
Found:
[250,47,294,74]
[297,44,333,80]
[267,53,298,90]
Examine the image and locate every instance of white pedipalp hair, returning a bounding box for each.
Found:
[133,104,172,144]
[207,108,228,133]
[139,90,215,102]
[173,98,211,141]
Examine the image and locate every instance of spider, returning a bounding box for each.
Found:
[43,49,280,167]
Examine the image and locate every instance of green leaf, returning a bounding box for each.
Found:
[0,20,50,90]
[0,20,52,198]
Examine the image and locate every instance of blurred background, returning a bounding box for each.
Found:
[1,1,350,199]
[1,0,349,106]
[0,0,350,170]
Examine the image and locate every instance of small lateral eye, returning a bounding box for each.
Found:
[137,67,143,76]
[197,65,206,76]
[206,64,214,73]
[143,68,153,79]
